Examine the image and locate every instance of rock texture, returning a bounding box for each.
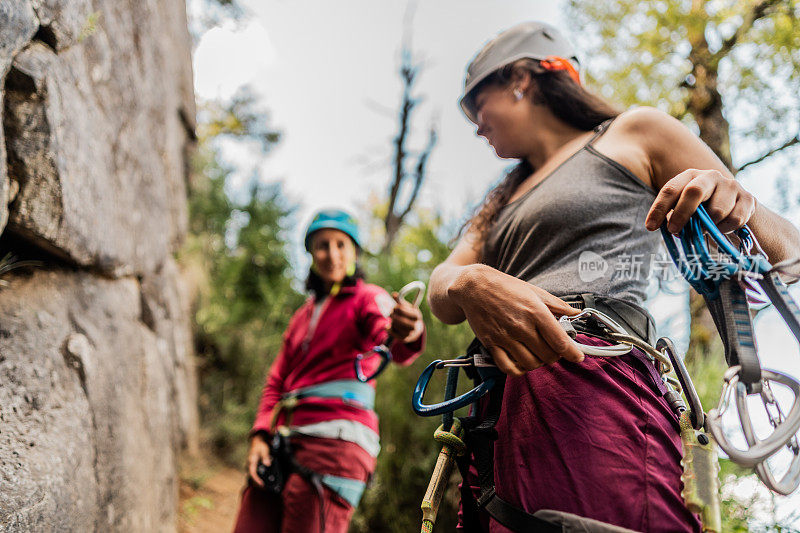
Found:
[3,0,194,275]
[0,0,198,531]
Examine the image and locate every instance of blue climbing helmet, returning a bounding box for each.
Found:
[304,209,361,252]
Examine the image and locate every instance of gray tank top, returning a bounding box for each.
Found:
[482,118,661,304]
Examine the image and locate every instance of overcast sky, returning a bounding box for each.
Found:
[190,1,800,520]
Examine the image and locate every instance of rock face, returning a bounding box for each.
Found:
[0,0,198,531]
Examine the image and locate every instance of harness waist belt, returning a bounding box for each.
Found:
[560,293,656,346]
[282,379,375,410]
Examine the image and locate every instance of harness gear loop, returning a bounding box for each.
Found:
[258,380,373,529]
[415,297,682,532]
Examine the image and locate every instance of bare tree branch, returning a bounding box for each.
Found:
[385,52,415,239]
[710,0,783,68]
[399,124,437,221]
[737,132,800,172]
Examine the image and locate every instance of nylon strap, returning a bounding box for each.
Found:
[759,272,800,344]
[703,278,762,390]
[282,379,375,410]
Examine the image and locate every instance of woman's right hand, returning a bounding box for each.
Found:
[448,264,584,376]
[247,433,272,488]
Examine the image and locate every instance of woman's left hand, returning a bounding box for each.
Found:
[645,169,756,234]
[388,292,424,344]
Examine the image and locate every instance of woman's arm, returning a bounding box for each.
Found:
[428,227,583,376]
[428,230,485,324]
[252,343,290,435]
[247,334,292,485]
[617,107,800,265]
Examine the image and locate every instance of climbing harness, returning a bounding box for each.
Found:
[413,295,715,531]
[662,204,800,495]
[355,280,426,382]
[411,305,645,417]
[256,380,374,532]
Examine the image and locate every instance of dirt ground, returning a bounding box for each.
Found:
[179,456,246,533]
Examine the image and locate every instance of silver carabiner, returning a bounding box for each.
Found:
[559,309,633,356]
[707,366,800,470]
[737,377,800,495]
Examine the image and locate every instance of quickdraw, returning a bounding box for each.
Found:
[354,280,426,382]
[662,204,800,495]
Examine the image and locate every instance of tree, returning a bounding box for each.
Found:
[568,0,800,173]
[383,48,438,253]
[566,0,800,527]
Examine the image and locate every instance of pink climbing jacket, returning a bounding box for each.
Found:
[252,278,425,444]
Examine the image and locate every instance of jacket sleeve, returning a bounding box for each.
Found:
[360,286,425,366]
[251,324,294,435]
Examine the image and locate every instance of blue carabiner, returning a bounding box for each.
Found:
[354,345,391,382]
[411,359,503,417]
[661,204,770,297]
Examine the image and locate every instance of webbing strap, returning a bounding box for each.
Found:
[704,279,762,390]
[760,272,800,344]
[483,495,562,533]
[320,474,367,508]
[282,379,375,410]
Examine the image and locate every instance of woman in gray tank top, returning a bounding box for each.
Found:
[427,22,800,533]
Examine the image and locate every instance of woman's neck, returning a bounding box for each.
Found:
[521,112,587,170]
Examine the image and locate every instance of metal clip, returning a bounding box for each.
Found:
[355,280,426,382]
[707,366,800,470]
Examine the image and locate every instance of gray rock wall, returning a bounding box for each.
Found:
[0,0,198,531]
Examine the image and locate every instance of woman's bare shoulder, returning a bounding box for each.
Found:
[615,106,679,130]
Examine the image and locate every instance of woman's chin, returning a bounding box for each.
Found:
[492,146,514,159]
[320,273,346,285]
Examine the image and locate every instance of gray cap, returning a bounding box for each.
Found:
[460,21,579,123]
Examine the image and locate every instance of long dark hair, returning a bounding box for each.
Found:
[305,265,365,300]
[464,59,620,253]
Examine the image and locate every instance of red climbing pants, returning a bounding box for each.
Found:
[232,435,375,533]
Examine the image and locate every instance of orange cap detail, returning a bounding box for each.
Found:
[540,56,581,85]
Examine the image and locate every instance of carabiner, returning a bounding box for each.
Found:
[354,345,391,382]
[354,280,426,382]
[559,308,633,356]
[412,349,503,417]
[658,337,705,430]
[707,366,800,468]
[738,378,800,495]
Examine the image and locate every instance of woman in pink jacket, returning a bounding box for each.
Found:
[232,209,425,533]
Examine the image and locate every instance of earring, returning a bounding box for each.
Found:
[513,88,523,101]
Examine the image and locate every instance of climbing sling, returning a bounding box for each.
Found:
[661,204,800,495]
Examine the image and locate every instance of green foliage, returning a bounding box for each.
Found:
[181,94,303,465]
[565,0,800,165]
[351,210,474,533]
